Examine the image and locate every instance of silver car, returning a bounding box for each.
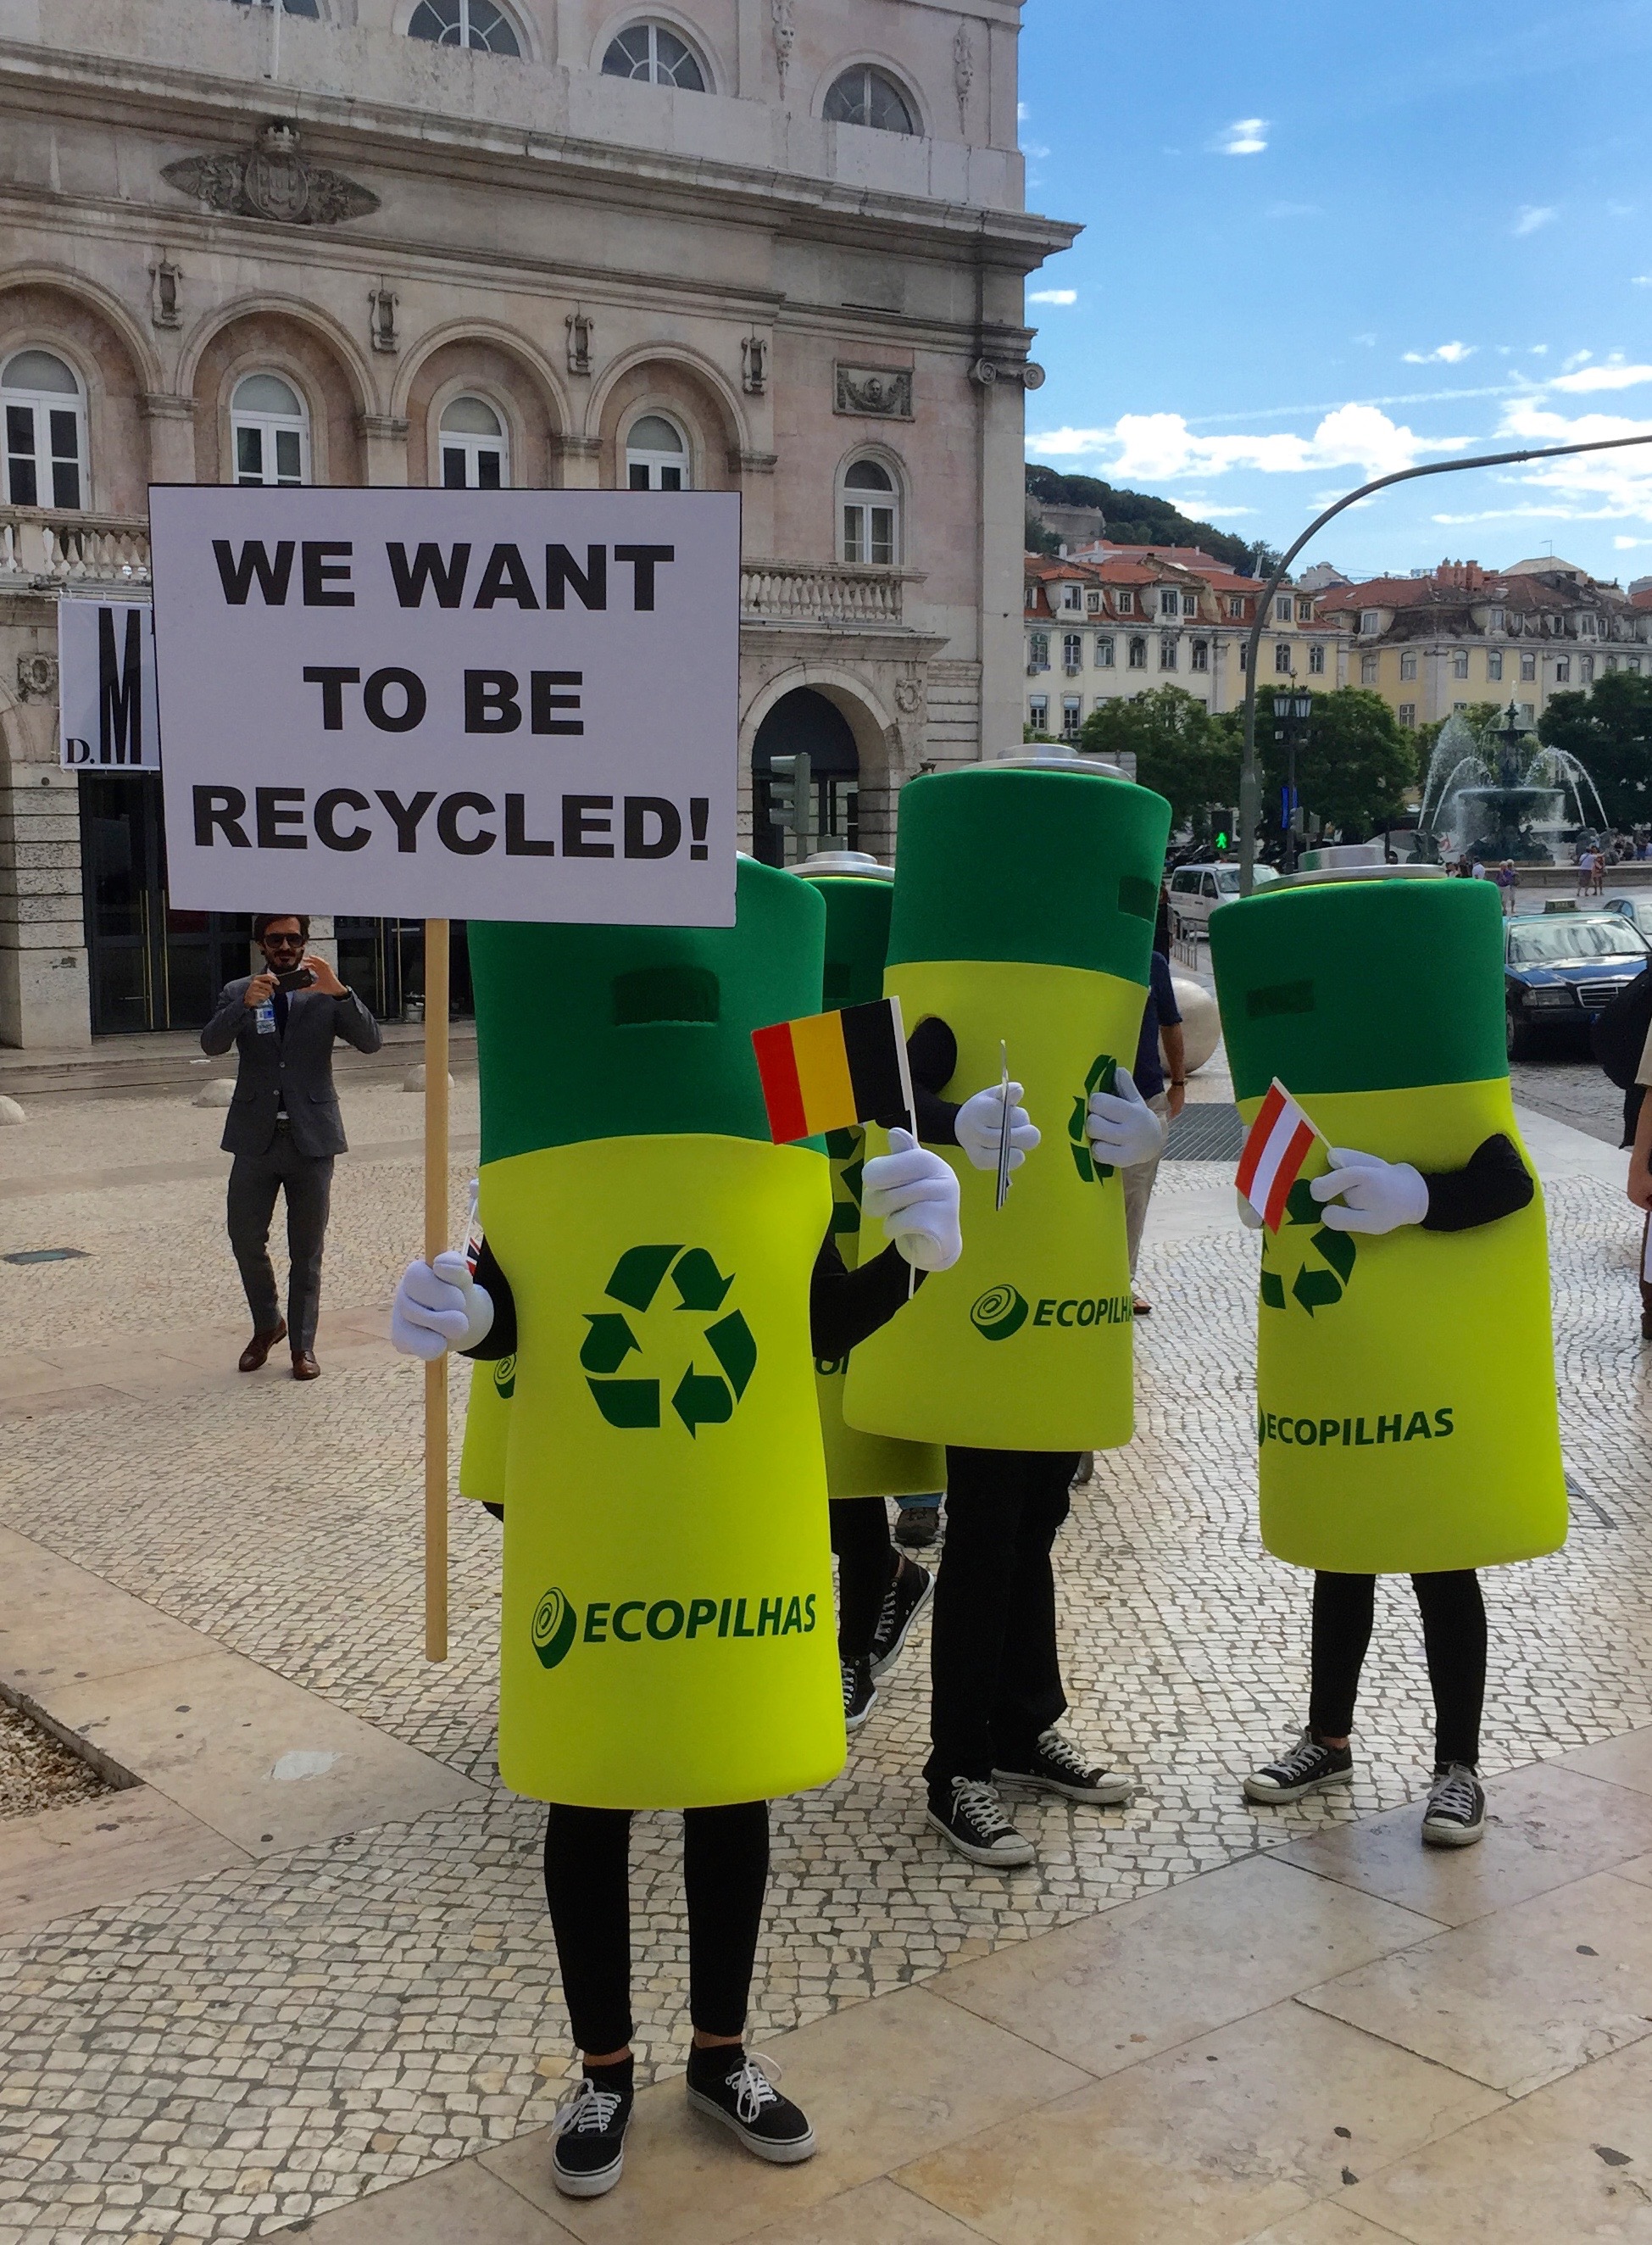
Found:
[1167,861,1279,940]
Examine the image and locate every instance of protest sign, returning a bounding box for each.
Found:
[148,486,740,926]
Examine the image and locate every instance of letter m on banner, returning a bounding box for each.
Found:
[58,599,161,773]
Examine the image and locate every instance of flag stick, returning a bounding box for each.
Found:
[423,918,450,1663]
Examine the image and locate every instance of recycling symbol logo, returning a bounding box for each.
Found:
[1069,1054,1118,1185]
[826,1126,864,1244]
[1259,1179,1358,1316]
[581,1243,758,1436]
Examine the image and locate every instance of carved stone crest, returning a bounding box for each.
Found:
[164,123,379,227]
[834,365,914,421]
[17,653,58,703]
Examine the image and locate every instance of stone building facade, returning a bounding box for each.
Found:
[0,0,1071,1046]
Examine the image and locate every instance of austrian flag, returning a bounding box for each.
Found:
[1237,1079,1321,1232]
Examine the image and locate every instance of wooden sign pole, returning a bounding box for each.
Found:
[423,917,451,1663]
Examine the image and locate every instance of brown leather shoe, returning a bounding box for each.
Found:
[239,1321,287,1373]
[291,1349,320,1382]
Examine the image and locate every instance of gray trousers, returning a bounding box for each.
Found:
[226,1133,334,1352]
[1122,1090,1172,1279]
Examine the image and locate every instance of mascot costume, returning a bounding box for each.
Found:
[797,849,946,1732]
[1209,851,1565,1847]
[389,854,961,2192]
[843,754,1172,1866]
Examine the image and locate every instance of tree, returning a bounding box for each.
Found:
[1538,670,1652,829]
[1226,685,1416,842]
[1079,687,1240,833]
[1024,463,1266,575]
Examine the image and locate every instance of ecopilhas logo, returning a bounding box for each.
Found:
[971,1284,1029,1340]
[530,1585,820,1668]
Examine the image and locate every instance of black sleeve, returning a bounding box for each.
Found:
[1419,1133,1535,1232]
[810,1233,924,1359]
[462,1235,517,1360]
[907,1014,961,1147]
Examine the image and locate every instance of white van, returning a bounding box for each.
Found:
[1167,861,1279,939]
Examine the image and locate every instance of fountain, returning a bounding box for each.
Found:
[1417,702,1610,863]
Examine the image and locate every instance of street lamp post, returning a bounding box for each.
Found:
[1272,686,1314,875]
[1237,429,1652,894]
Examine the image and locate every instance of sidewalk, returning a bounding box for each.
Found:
[2,1074,1649,2242]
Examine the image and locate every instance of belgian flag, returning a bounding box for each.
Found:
[752,997,913,1145]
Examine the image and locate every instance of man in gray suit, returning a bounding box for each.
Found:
[202,913,382,1379]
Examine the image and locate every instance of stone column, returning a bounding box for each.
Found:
[359,414,411,487]
[140,393,197,485]
[554,435,603,490]
[0,611,92,1049]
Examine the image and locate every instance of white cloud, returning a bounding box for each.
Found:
[1352,332,1377,348]
[1615,535,1650,549]
[1402,342,1477,365]
[1017,101,1029,122]
[1026,404,1466,482]
[1478,398,1652,522]
[1562,350,1593,372]
[1214,117,1268,156]
[1550,358,1652,393]
[1027,289,1077,306]
[1514,204,1559,236]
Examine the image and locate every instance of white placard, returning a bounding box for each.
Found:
[58,599,160,772]
[148,486,741,925]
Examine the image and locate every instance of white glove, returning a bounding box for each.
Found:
[861,1128,963,1272]
[1085,1067,1165,1169]
[391,1251,494,1359]
[1309,1147,1430,1235]
[954,1081,1040,1173]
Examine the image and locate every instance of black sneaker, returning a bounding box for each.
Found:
[869,1556,932,1679]
[686,2052,815,2164]
[1243,1727,1355,1805]
[894,1500,941,1551]
[1421,1763,1486,1848]
[549,2076,632,2199]
[993,1727,1132,1806]
[926,1776,1035,1867]
[841,1654,876,1733]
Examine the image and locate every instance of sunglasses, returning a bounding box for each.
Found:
[262,934,305,950]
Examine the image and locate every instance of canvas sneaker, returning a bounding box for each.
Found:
[1243,1728,1355,1804]
[686,2052,815,2164]
[926,1776,1036,1867]
[994,1728,1132,1806]
[548,2076,631,2199]
[869,1556,932,1679]
[841,1655,876,1734]
[1421,1763,1486,1848]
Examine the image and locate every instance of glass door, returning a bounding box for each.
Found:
[79,774,251,1032]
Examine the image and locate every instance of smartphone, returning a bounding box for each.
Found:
[275,967,314,992]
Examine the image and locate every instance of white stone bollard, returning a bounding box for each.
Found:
[193,1078,236,1108]
[0,1095,25,1126]
[1168,978,1222,1075]
[403,1065,456,1092]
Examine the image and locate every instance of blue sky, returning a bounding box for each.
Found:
[1016,0,1652,585]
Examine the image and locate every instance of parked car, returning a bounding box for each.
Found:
[1600,892,1652,944]
[1504,907,1650,1058]
[1167,861,1279,939]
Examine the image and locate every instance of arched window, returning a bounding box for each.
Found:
[626,412,689,491]
[602,21,706,88]
[839,457,899,566]
[824,64,916,135]
[231,372,309,486]
[439,395,509,488]
[407,0,520,55]
[2,348,86,510]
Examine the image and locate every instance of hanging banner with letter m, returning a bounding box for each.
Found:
[147,486,741,926]
[58,599,160,772]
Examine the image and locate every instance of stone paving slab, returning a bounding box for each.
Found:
[0,1791,248,1947]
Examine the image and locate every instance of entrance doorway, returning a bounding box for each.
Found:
[79,773,251,1033]
[752,688,860,866]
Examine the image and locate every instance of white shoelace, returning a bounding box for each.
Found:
[724,2055,783,2125]
[1269,1730,1331,1782]
[552,2079,622,2138]
[1427,1765,1480,1822]
[952,1778,1016,1838]
[1035,1729,1093,1780]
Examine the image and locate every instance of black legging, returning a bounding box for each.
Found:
[924,1445,1076,1788]
[1309,1570,1487,1769]
[830,1497,898,1663]
[542,1802,768,2056]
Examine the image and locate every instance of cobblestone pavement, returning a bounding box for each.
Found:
[1,1076,1649,2241]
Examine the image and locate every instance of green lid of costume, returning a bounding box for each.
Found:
[886,766,1171,983]
[1210,875,1507,1100]
[803,876,893,1010]
[470,856,826,1161]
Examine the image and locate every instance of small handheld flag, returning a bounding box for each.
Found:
[995,1040,1014,1212]
[1236,1078,1323,1232]
[753,995,914,1145]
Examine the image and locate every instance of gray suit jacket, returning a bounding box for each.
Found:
[201,978,383,1157]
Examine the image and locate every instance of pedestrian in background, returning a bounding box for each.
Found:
[1495,861,1518,916]
[201,913,382,1379]
[1123,947,1185,1317]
